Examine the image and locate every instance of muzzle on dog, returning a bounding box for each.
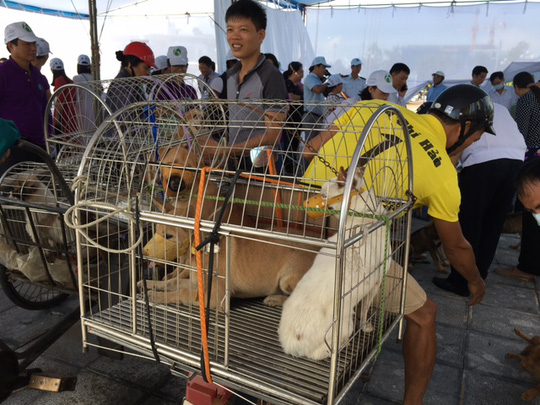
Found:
[143,231,190,260]
[304,189,363,219]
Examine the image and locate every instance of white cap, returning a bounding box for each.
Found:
[226,49,237,62]
[432,70,445,77]
[167,45,188,66]
[4,21,39,44]
[351,58,362,66]
[35,38,50,57]
[310,56,331,68]
[326,74,343,87]
[78,54,91,66]
[50,57,64,70]
[366,70,397,94]
[154,55,168,71]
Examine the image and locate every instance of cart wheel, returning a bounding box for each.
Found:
[0,265,69,310]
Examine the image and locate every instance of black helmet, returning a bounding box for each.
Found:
[430,84,495,134]
[416,101,433,115]
[430,84,495,154]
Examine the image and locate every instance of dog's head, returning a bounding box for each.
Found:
[5,174,55,205]
[159,145,199,198]
[143,199,191,261]
[304,166,367,219]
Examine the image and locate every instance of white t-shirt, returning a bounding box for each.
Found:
[460,102,526,168]
[488,86,518,112]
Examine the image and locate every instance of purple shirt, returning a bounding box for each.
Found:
[153,80,197,101]
[0,57,49,146]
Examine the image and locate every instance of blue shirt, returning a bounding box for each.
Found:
[426,83,448,102]
[0,57,49,146]
[303,72,326,116]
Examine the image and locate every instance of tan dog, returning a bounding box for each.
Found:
[506,328,540,402]
[409,222,449,273]
[141,145,319,308]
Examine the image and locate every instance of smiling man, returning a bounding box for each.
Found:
[221,0,287,163]
[0,21,49,174]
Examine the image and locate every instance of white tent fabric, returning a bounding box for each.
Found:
[503,61,540,83]
[1,0,539,87]
[305,2,540,82]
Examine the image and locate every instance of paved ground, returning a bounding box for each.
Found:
[1,231,540,405]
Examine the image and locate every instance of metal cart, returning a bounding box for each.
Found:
[67,98,414,404]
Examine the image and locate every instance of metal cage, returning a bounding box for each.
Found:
[67,97,413,405]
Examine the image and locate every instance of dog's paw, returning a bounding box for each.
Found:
[263,295,287,307]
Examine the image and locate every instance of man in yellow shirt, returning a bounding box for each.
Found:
[303,84,495,405]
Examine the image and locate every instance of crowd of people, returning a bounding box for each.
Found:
[0,0,539,404]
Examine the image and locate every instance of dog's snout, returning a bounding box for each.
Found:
[168,176,186,193]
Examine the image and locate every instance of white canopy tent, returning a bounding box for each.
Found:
[1,0,540,88]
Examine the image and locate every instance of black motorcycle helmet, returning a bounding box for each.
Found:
[429,84,495,154]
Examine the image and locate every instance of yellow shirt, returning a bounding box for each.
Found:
[302,100,460,222]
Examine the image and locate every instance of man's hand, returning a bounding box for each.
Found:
[467,278,485,306]
[434,218,486,305]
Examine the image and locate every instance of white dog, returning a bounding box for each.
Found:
[6,173,64,250]
[278,167,389,360]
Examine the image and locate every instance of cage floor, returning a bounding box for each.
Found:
[86,297,399,404]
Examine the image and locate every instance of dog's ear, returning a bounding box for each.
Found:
[354,166,366,180]
[337,166,347,185]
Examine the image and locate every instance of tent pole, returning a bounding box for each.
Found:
[88,0,101,81]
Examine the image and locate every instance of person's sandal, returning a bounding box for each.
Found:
[495,266,534,281]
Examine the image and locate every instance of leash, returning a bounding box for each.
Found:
[194,166,244,384]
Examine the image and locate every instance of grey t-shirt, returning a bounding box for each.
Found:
[227,55,287,145]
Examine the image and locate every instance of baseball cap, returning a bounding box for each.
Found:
[35,38,50,57]
[310,56,331,68]
[167,45,188,66]
[326,74,343,87]
[432,70,445,77]
[351,58,362,66]
[50,57,64,71]
[366,70,397,94]
[78,54,91,66]
[154,55,168,71]
[4,21,39,44]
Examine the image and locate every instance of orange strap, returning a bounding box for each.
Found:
[194,167,212,383]
[266,149,283,227]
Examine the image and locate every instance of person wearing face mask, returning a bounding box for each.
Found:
[495,72,540,281]
[488,71,518,114]
[496,158,540,281]
[517,159,540,225]
[433,103,526,295]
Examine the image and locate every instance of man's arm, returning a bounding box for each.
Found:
[310,83,328,95]
[302,124,339,161]
[228,110,286,155]
[433,218,485,306]
[199,110,287,158]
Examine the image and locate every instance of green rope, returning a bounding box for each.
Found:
[374,217,392,361]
